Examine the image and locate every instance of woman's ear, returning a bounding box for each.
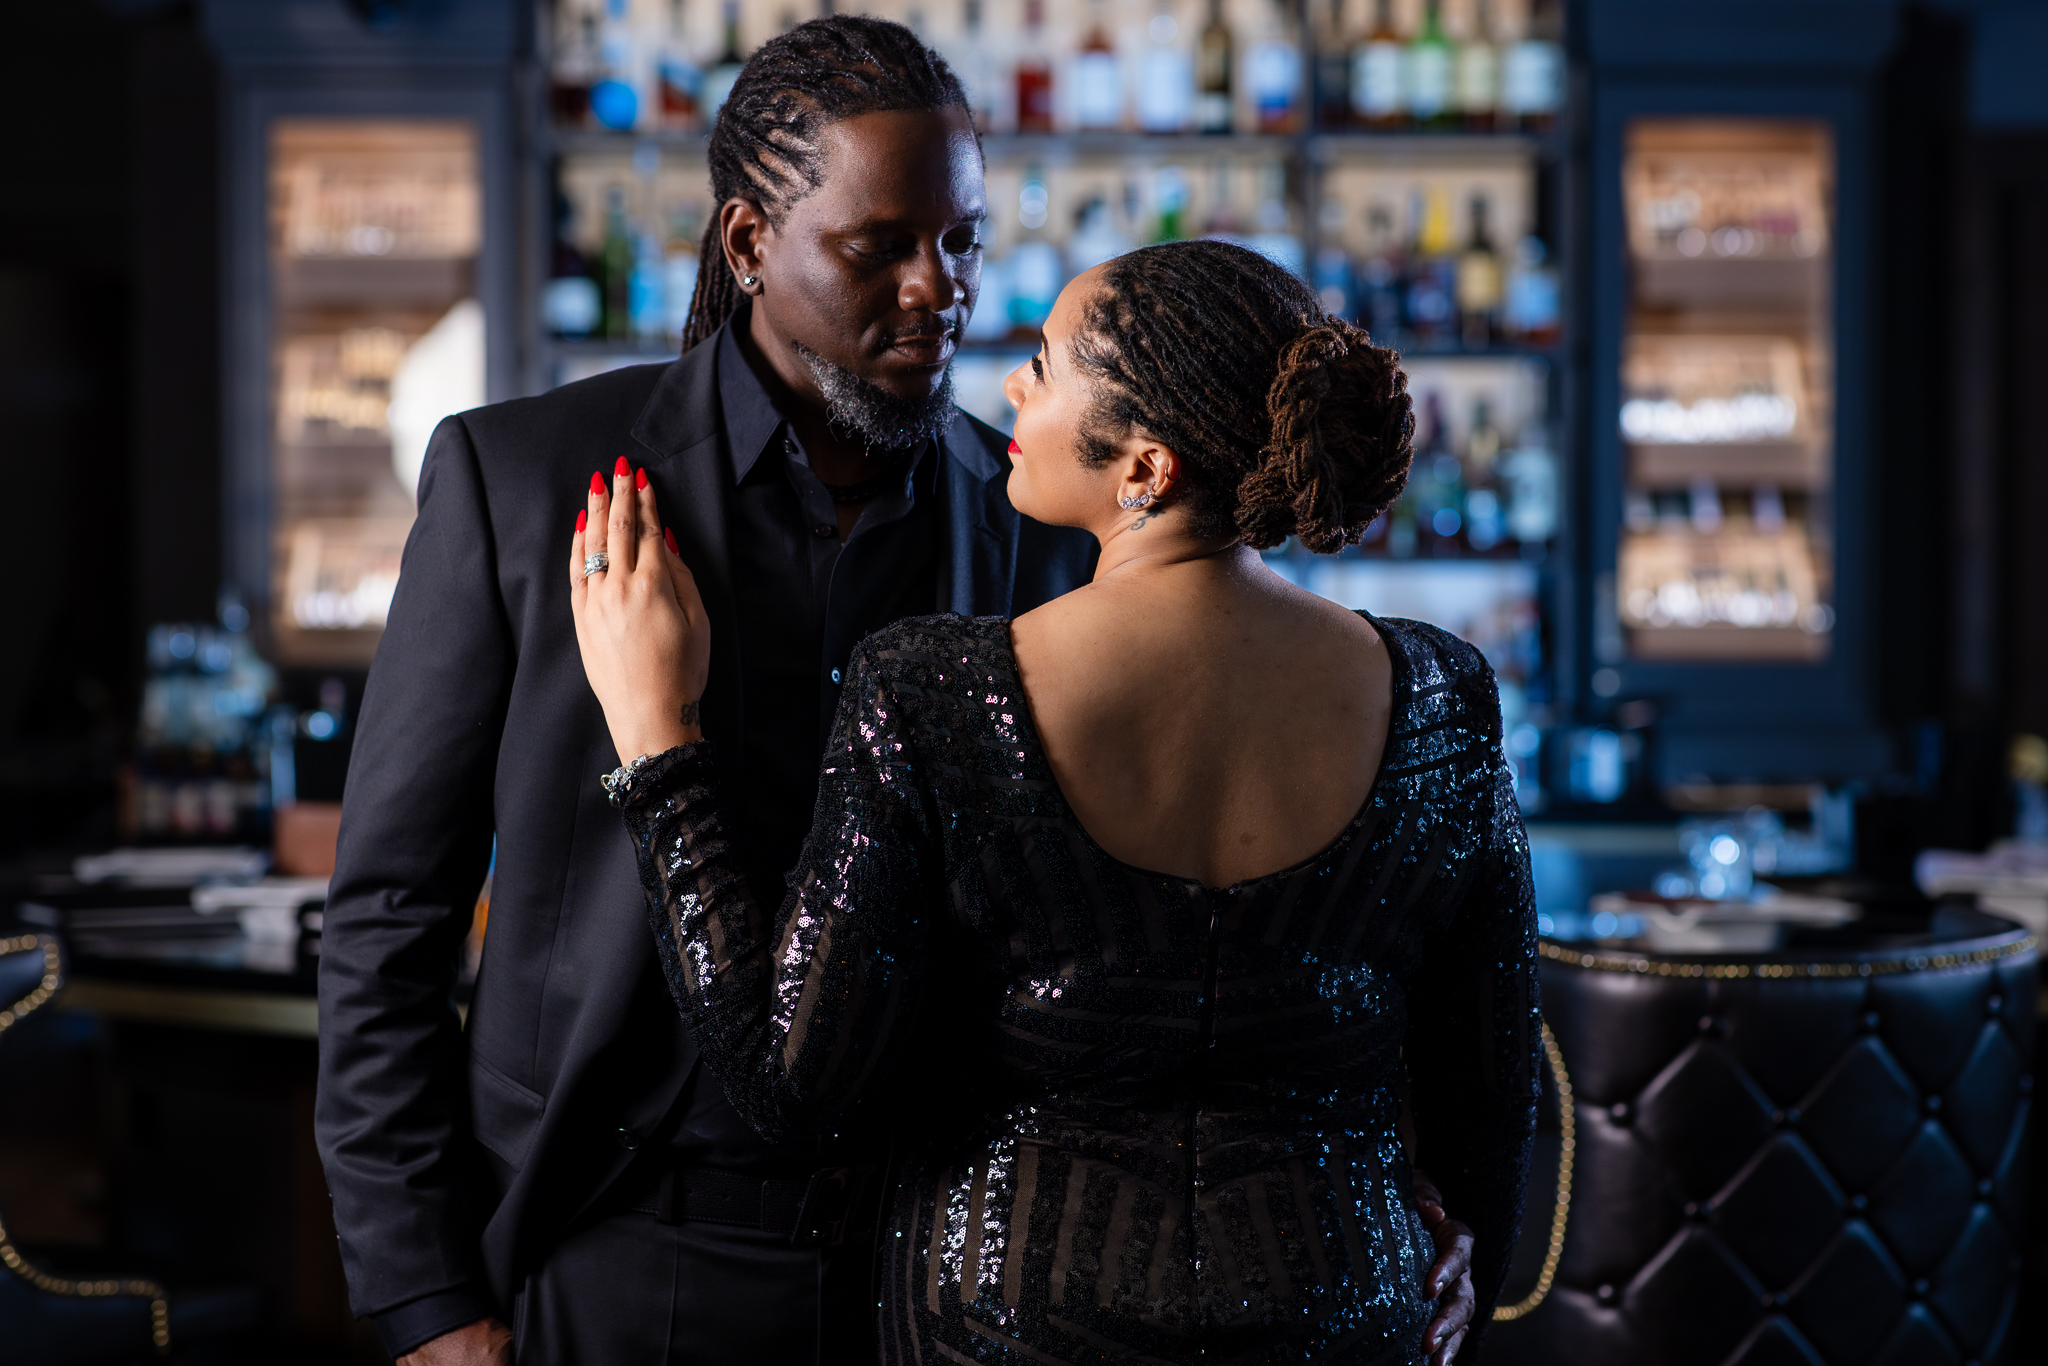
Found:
[1134,439,1183,498]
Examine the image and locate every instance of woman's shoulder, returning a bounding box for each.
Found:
[1363,613,1503,739]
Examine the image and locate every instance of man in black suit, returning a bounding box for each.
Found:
[317,16,1477,1366]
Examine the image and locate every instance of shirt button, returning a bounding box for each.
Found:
[813,522,836,539]
[830,668,842,685]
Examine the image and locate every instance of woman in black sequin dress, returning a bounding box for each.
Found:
[570,241,1540,1365]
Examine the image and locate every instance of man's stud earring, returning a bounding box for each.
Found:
[742,274,758,288]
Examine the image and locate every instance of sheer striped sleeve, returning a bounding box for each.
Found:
[615,639,941,1140]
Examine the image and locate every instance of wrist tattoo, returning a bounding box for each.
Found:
[679,699,701,727]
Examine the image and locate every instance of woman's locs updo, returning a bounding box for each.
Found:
[1068,240,1415,553]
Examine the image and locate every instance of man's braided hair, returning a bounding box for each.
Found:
[679,15,971,353]
[1068,240,1415,553]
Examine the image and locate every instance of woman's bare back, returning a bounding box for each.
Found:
[1009,547,1392,888]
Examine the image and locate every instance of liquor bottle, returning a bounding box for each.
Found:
[1248,161,1304,276]
[543,191,602,338]
[1404,0,1453,129]
[593,0,638,131]
[663,210,701,346]
[702,0,746,126]
[1137,0,1196,132]
[1502,233,1560,344]
[1404,187,1456,346]
[1351,0,1406,129]
[1153,164,1191,239]
[1311,200,1354,316]
[1202,161,1241,239]
[602,186,635,340]
[551,2,602,125]
[1359,202,1405,342]
[1070,194,1134,272]
[658,0,703,129]
[1313,0,1352,130]
[1451,0,1497,131]
[1196,0,1234,134]
[1462,397,1505,550]
[1498,0,1562,131]
[1503,425,1558,543]
[1454,192,1503,349]
[952,0,1000,132]
[1017,0,1056,133]
[1411,391,1464,551]
[1247,0,1304,134]
[1009,166,1063,331]
[1073,0,1124,130]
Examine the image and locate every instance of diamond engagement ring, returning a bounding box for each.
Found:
[582,552,610,580]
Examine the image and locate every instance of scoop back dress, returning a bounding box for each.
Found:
[613,611,1541,1365]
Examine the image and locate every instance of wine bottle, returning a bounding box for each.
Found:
[1404,0,1452,129]
[1452,0,1498,132]
[1499,0,1561,130]
[602,186,634,341]
[1017,0,1056,133]
[1455,192,1503,349]
[1314,0,1352,130]
[1196,0,1234,134]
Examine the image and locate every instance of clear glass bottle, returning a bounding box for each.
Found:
[1073,0,1125,130]
[1452,0,1498,132]
[1137,0,1196,132]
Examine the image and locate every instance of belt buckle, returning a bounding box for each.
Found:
[789,1166,856,1249]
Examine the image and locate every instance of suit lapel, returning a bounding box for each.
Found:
[629,341,745,765]
[941,411,1020,617]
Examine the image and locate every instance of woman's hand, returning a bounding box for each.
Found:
[570,458,710,763]
[1414,1169,1478,1365]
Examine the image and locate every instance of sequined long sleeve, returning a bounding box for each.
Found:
[1402,663,1542,1340]
[615,639,938,1141]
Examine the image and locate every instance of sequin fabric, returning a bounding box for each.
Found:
[617,612,1540,1365]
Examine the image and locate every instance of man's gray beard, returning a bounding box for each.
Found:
[793,342,956,452]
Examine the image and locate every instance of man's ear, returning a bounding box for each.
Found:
[720,197,770,287]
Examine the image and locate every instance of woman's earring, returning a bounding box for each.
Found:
[1119,492,1155,511]
[742,274,759,289]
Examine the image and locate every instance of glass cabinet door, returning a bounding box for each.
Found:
[267,118,484,666]
[1616,120,1834,664]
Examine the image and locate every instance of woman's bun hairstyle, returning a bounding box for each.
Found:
[1070,240,1413,552]
[1239,319,1413,553]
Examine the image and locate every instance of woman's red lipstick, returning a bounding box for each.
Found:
[1008,440,1022,455]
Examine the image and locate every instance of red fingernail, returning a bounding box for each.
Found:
[664,527,678,555]
[590,471,605,497]
[635,467,648,490]
[576,509,587,532]
[615,456,630,478]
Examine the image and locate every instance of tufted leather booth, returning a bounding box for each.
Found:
[1488,907,2037,1366]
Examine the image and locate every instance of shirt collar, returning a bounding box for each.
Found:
[716,307,789,485]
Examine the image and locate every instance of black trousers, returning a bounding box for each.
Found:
[512,1206,823,1366]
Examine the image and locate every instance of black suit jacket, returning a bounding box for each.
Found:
[313,334,1095,1344]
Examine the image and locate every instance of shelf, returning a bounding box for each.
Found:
[1628,441,1827,490]
[1631,254,1826,311]
[543,126,1559,165]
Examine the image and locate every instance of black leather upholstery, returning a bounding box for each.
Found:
[1490,909,2037,1366]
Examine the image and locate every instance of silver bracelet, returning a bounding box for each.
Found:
[601,752,662,804]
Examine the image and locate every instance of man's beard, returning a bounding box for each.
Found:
[793,341,956,452]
